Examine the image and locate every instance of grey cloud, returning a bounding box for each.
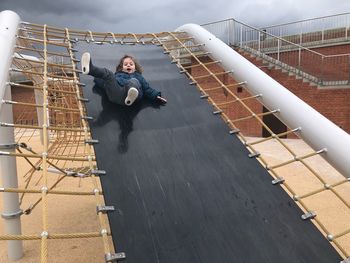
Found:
[1,0,350,33]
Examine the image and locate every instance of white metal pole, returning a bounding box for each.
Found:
[177,23,350,178]
[0,10,23,261]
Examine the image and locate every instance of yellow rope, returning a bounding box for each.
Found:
[65,27,112,255]
[4,24,349,260]
[40,23,49,263]
[158,32,349,259]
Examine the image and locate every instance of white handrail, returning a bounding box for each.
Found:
[0,10,23,261]
[177,23,350,178]
[201,18,350,85]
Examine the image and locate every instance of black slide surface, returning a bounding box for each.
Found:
[76,43,341,263]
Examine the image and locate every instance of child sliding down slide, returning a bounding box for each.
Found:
[81,52,167,106]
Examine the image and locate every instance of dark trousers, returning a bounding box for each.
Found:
[89,65,141,105]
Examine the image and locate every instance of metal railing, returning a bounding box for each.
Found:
[201,15,350,86]
[259,13,350,47]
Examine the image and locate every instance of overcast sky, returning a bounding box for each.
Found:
[1,0,350,33]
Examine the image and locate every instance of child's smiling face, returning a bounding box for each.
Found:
[122,57,136,74]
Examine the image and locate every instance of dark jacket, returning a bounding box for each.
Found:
[115,71,160,101]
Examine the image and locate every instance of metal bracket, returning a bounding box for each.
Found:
[105,252,126,262]
[81,116,93,120]
[301,211,316,220]
[0,143,17,150]
[66,170,78,177]
[213,110,223,115]
[65,170,87,178]
[248,152,260,158]
[97,205,115,214]
[78,97,89,102]
[68,38,78,43]
[23,205,34,215]
[1,209,23,219]
[85,139,99,145]
[272,177,285,185]
[18,142,31,151]
[0,122,13,127]
[91,169,106,176]
[327,234,334,241]
[341,257,350,263]
[229,129,240,135]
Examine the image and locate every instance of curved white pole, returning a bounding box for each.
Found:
[177,23,350,178]
[0,10,23,261]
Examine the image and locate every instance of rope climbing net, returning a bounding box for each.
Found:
[0,21,349,262]
[156,31,350,260]
[0,22,181,262]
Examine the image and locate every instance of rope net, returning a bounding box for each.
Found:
[158,31,350,259]
[0,22,349,262]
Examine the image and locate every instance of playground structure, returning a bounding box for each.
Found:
[0,9,350,263]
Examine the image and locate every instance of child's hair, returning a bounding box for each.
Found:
[116,55,143,73]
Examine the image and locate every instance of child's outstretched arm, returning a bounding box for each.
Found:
[138,74,167,104]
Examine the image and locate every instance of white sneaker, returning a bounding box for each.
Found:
[125,87,139,106]
[81,52,91,74]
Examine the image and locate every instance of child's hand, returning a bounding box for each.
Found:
[156,96,167,105]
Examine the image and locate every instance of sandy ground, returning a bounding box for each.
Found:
[1,135,350,262]
[0,131,114,263]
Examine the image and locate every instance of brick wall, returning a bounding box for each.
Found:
[10,83,82,127]
[11,83,38,125]
[191,57,263,137]
[269,44,350,82]
[190,46,350,137]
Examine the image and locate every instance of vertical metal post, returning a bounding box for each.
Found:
[348,55,350,85]
[227,20,230,46]
[230,19,235,46]
[277,28,281,62]
[277,39,280,62]
[0,10,23,261]
[321,18,325,43]
[240,24,243,47]
[320,55,325,85]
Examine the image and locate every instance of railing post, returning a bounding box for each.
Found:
[320,55,325,85]
[321,18,325,43]
[240,24,243,47]
[0,10,23,261]
[231,19,235,46]
[227,20,230,46]
[228,19,235,46]
[348,55,350,85]
[346,15,349,40]
[277,39,280,61]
